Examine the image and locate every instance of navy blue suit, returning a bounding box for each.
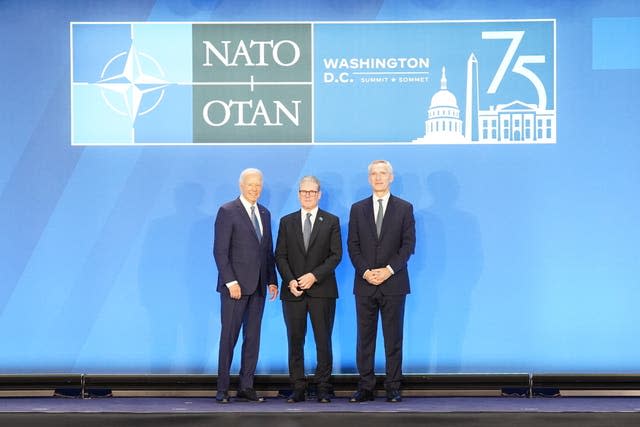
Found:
[213,198,276,392]
[347,194,415,391]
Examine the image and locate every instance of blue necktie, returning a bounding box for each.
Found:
[250,205,262,240]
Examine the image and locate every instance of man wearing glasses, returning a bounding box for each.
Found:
[275,176,342,403]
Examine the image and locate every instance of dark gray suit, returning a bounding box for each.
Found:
[347,194,415,391]
[275,209,342,392]
[213,198,276,392]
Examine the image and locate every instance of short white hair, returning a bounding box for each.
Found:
[239,168,263,184]
[299,175,321,191]
[368,160,393,175]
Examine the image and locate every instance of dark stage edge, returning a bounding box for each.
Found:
[2,397,640,427]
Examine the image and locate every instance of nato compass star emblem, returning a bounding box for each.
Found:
[97,43,168,122]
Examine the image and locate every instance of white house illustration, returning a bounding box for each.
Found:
[477,100,555,142]
[414,53,556,144]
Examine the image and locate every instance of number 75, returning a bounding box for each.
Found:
[482,31,547,109]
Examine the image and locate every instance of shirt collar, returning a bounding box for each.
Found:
[372,192,391,204]
[239,195,257,210]
[301,206,319,218]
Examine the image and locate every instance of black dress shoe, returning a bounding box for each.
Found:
[287,388,306,403]
[386,389,402,403]
[317,390,331,403]
[349,389,375,402]
[236,388,264,402]
[216,391,230,404]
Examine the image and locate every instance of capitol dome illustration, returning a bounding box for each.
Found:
[414,66,466,144]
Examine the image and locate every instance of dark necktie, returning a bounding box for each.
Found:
[303,212,312,250]
[376,198,384,238]
[250,205,262,240]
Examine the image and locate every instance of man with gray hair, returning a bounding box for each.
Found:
[213,168,278,403]
[348,160,416,403]
[275,176,342,403]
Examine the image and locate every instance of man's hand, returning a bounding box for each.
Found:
[288,279,304,297]
[364,268,392,286]
[363,269,378,285]
[268,284,279,301]
[297,273,317,290]
[228,283,242,300]
[371,267,392,284]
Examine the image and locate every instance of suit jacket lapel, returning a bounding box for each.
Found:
[307,209,325,250]
[236,198,261,243]
[292,213,306,252]
[258,205,269,244]
[379,195,395,240]
[363,199,378,240]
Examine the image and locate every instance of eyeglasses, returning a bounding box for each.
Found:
[298,190,319,197]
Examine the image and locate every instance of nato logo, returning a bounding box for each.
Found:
[71,23,312,145]
[71,23,193,144]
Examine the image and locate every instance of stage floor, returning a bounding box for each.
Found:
[2,396,640,413]
[2,397,640,427]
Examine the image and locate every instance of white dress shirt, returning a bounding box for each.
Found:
[239,194,263,235]
[300,206,319,230]
[372,192,391,223]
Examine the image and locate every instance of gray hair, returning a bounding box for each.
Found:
[238,168,263,184]
[367,160,393,175]
[299,175,321,191]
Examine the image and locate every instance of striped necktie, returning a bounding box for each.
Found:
[250,205,262,240]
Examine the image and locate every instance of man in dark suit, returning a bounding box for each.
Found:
[213,168,278,403]
[275,176,342,403]
[347,160,416,403]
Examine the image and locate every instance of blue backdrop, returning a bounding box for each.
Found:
[1,0,639,375]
